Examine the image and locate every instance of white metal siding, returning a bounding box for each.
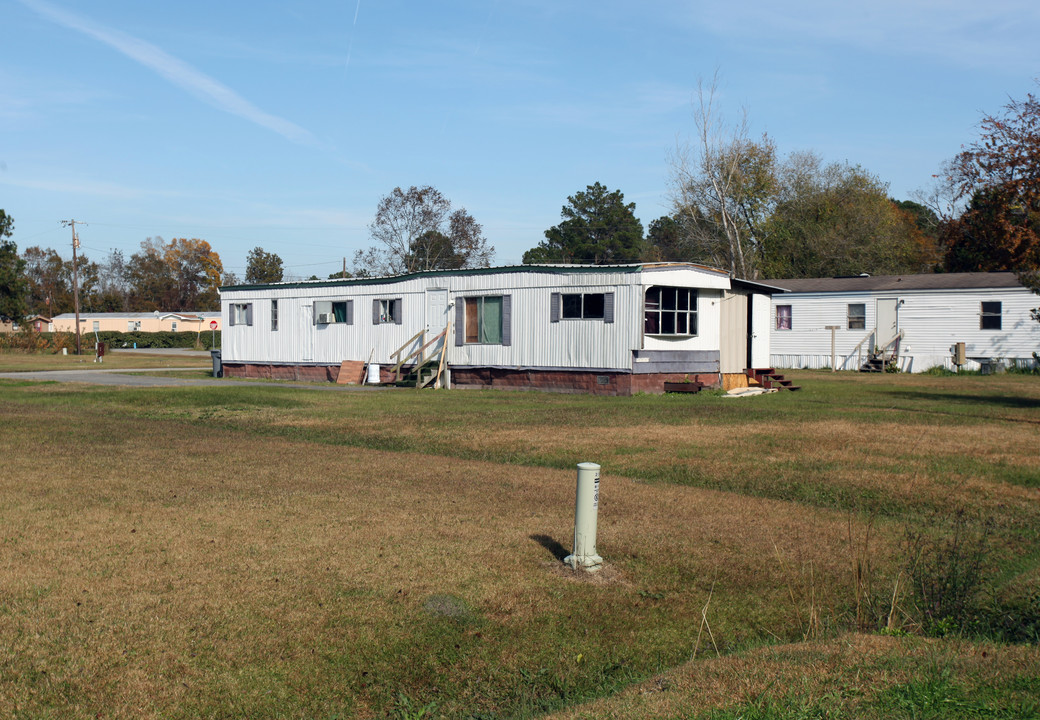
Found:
[220,267,741,373]
[770,287,1040,372]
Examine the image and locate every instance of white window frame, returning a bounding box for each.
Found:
[644,286,697,336]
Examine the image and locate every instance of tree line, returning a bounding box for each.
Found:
[521,79,1039,302]
[2,81,1038,323]
[0,231,292,321]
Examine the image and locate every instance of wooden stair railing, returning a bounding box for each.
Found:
[388,323,452,388]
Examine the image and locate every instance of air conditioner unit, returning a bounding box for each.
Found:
[317,313,333,324]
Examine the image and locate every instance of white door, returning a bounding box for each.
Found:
[426,288,449,341]
[876,298,899,345]
[301,304,313,361]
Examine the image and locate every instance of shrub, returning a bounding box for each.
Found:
[0,329,75,353]
[904,509,993,637]
[76,330,219,351]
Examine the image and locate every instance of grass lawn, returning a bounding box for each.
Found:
[0,348,210,373]
[0,369,1037,719]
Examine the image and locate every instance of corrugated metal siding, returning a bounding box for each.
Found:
[770,287,1040,372]
[220,268,737,372]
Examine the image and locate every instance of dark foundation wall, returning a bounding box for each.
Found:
[222,363,719,395]
[450,368,719,396]
[223,363,342,382]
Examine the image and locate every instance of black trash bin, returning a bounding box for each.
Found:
[210,349,223,378]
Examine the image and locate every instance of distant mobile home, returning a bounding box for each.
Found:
[769,272,1040,372]
[218,263,781,395]
[50,312,222,334]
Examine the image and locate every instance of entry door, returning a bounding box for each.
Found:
[426,288,450,352]
[719,290,749,373]
[876,298,899,345]
[301,304,313,361]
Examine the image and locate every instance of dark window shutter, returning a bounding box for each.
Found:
[228,307,236,327]
[550,292,560,322]
[604,292,615,323]
[346,300,354,325]
[395,298,403,325]
[245,303,253,327]
[372,299,380,325]
[455,300,465,346]
[312,305,319,325]
[502,295,512,346]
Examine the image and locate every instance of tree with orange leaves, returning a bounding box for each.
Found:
[940,87,1040,288]
[126,237,224,311]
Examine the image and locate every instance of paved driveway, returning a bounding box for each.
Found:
[0,367,383,390]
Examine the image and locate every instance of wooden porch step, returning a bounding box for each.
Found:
[745,367,801,391]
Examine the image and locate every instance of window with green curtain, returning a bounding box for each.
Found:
[479,295,502,344]
[465,296,503,344]
[333,301,347,323]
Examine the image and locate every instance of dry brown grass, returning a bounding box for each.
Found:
[1,399,891,718]
[2,371,1038,717]
[544,633,1040,719]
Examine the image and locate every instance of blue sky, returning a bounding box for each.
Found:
[3,0,1039,280]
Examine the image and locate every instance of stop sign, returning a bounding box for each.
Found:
[210,321,218,330]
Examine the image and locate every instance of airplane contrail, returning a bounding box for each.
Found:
[15,0,317,146]
[345,0,361,74]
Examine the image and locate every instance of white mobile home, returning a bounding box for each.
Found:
[769,272,1040,372]
[219,263,779,395]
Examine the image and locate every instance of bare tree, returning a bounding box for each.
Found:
[669,73,776,279]
[354,186,493,276]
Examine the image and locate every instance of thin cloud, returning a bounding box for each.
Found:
[15,0,317,146]
[693,0,1040,71]
[0,173,181,199]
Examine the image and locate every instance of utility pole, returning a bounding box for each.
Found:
[61,220,85,355]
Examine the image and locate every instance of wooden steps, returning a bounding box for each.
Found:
[745,367,801,391]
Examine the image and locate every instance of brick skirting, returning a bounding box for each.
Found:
[222,363,718,395]
[450,368,718,396]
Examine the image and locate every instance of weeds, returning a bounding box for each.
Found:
[904,509,993,637]
[393,693,437,720]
